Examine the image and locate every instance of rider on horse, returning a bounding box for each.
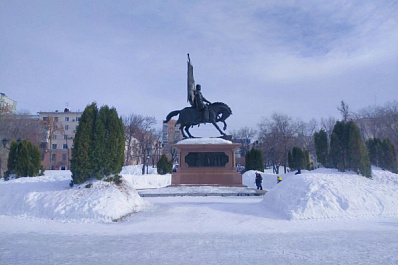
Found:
[194,84,211,122]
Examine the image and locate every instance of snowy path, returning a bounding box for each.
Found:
[1,196,397,265]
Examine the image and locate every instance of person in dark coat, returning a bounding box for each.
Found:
[255,172,263,190]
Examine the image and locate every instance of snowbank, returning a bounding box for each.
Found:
[262,167,398,220]
[176,137,232,145]
[1,165,397,223]
[0,170,150,223]
[121,165,171,189]
[242,170,282,190]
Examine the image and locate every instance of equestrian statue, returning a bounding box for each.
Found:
[164,54,232,138]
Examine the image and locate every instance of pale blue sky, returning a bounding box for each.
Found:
[1,0,397,134]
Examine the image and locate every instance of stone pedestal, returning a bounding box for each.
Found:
[171,139,244,186]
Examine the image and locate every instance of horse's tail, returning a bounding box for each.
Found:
[164,110,180,124]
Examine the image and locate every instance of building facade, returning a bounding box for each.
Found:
[162,120,182,163]
[38,108,82,170]
[0,92,17,113]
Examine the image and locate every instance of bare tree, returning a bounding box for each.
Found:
[122,114,158,174]
[40,115,65,169]
[320,116,337,141]
[1,111,46,177]
[258,113,299,174]
[338,101,350,122]
[353,101,398,152]
[295,119,318,154]
[230,127,257,158]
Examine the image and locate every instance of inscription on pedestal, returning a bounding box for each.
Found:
[185,152,229,167]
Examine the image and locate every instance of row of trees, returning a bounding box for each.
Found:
[255,113,316,174]
[366,138,397,173]
[232,101,397,176]
[2,100,396,180]
[314,121,371,178]
[1,102,163,181]
[70,103,125,184]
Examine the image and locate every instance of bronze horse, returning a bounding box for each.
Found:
[164,102,232,138]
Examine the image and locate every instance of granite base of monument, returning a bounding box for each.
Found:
[171,138,245,187]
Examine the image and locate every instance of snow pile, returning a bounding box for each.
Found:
[176,137,232,145]
[2,165,397,223]
[121,165,171,189]
[0,171,150,223]
[120,165,158,175]
[262,167,398,220]
[242,170,282,190]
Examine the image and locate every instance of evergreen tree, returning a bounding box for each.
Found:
[314,129,329,167]
[91,105,106,179]
[15,141,29,177]
[287,150,294,170]
[330,121,347,171]
[366,138,382,167]
[103,106,125,175]
[289,146,307,171]
[6,141,18,175]
[29,144,41,177]
[304,150,311,170]
[6,140,41,178]
[330,121,371,178]
[71,103,98,184]
[366,138,397,173]
[245,148,264,172]
[70,103,125,184]
[346,121,371,178]
[157,154,173,175]
[380,139,397,173]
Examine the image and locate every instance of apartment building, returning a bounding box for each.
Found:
[162,120,182,163]
[38,108,82,170]
[0,92,17,113]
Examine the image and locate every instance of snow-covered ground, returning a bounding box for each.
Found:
[1,165,397,264]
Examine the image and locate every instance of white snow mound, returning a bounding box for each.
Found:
[177,137,232,145]
[121,165,171,189]
[0,172,151,223]
[262,168,398,220]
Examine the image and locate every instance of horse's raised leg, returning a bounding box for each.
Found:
[222,120,227,131]
[185,126,195,138]
[211,120,226,136]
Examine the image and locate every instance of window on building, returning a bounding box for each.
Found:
[65,125,69,130]
[41,154,44,161]
[65,117,69,122]
[63,144,68,149]
[54,117,59,121]
[52,144,57,149]
[51,154,56,161]
[76,117,80,122]
[43,117,48,121]
[64,135,68,139]
[53,135,57,140]
[62,154,67,161]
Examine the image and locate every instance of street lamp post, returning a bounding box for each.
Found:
[146,155,150,174]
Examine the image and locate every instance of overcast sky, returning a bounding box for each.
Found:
[1,0,397,135]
